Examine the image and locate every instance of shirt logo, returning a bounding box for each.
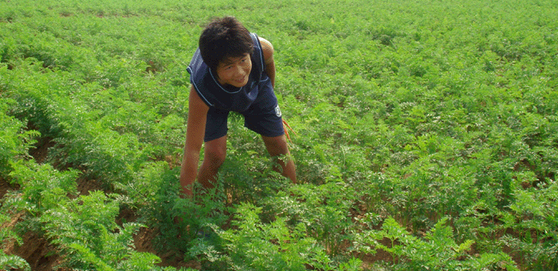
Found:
[275,105,282,118]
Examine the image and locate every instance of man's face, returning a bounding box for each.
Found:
[215,54,252,88]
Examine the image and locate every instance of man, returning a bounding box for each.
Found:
[179,16,296,197]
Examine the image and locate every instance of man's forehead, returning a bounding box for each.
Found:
[220,54,249,65]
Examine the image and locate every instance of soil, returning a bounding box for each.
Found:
[5,230,65,270]
[0,176,16,199]
[28,136,55,165]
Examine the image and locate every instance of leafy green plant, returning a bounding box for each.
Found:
[499,179,558,270]
[0,253,30,271]
[193,202,361,270]
[359,217,518,270]
[0,98,39,176]
[8,161,78,215]
[267,181,356,256]
[40,191,167,270]
[139,164,231,255]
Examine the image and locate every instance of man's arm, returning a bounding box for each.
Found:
[259,37,276,88]
[179,86,209,197]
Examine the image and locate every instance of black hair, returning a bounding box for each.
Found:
[199,16,254,72]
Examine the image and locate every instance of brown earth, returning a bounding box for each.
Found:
[0,176,15,199]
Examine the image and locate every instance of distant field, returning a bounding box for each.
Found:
[1,0,557,270]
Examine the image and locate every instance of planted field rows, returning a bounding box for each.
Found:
[1,0,557,270]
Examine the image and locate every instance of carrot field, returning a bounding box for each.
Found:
[1,0,557,270]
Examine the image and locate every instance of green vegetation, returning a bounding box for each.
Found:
[1,0,557,270]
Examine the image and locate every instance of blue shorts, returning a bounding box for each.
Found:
[204,86,284,142]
